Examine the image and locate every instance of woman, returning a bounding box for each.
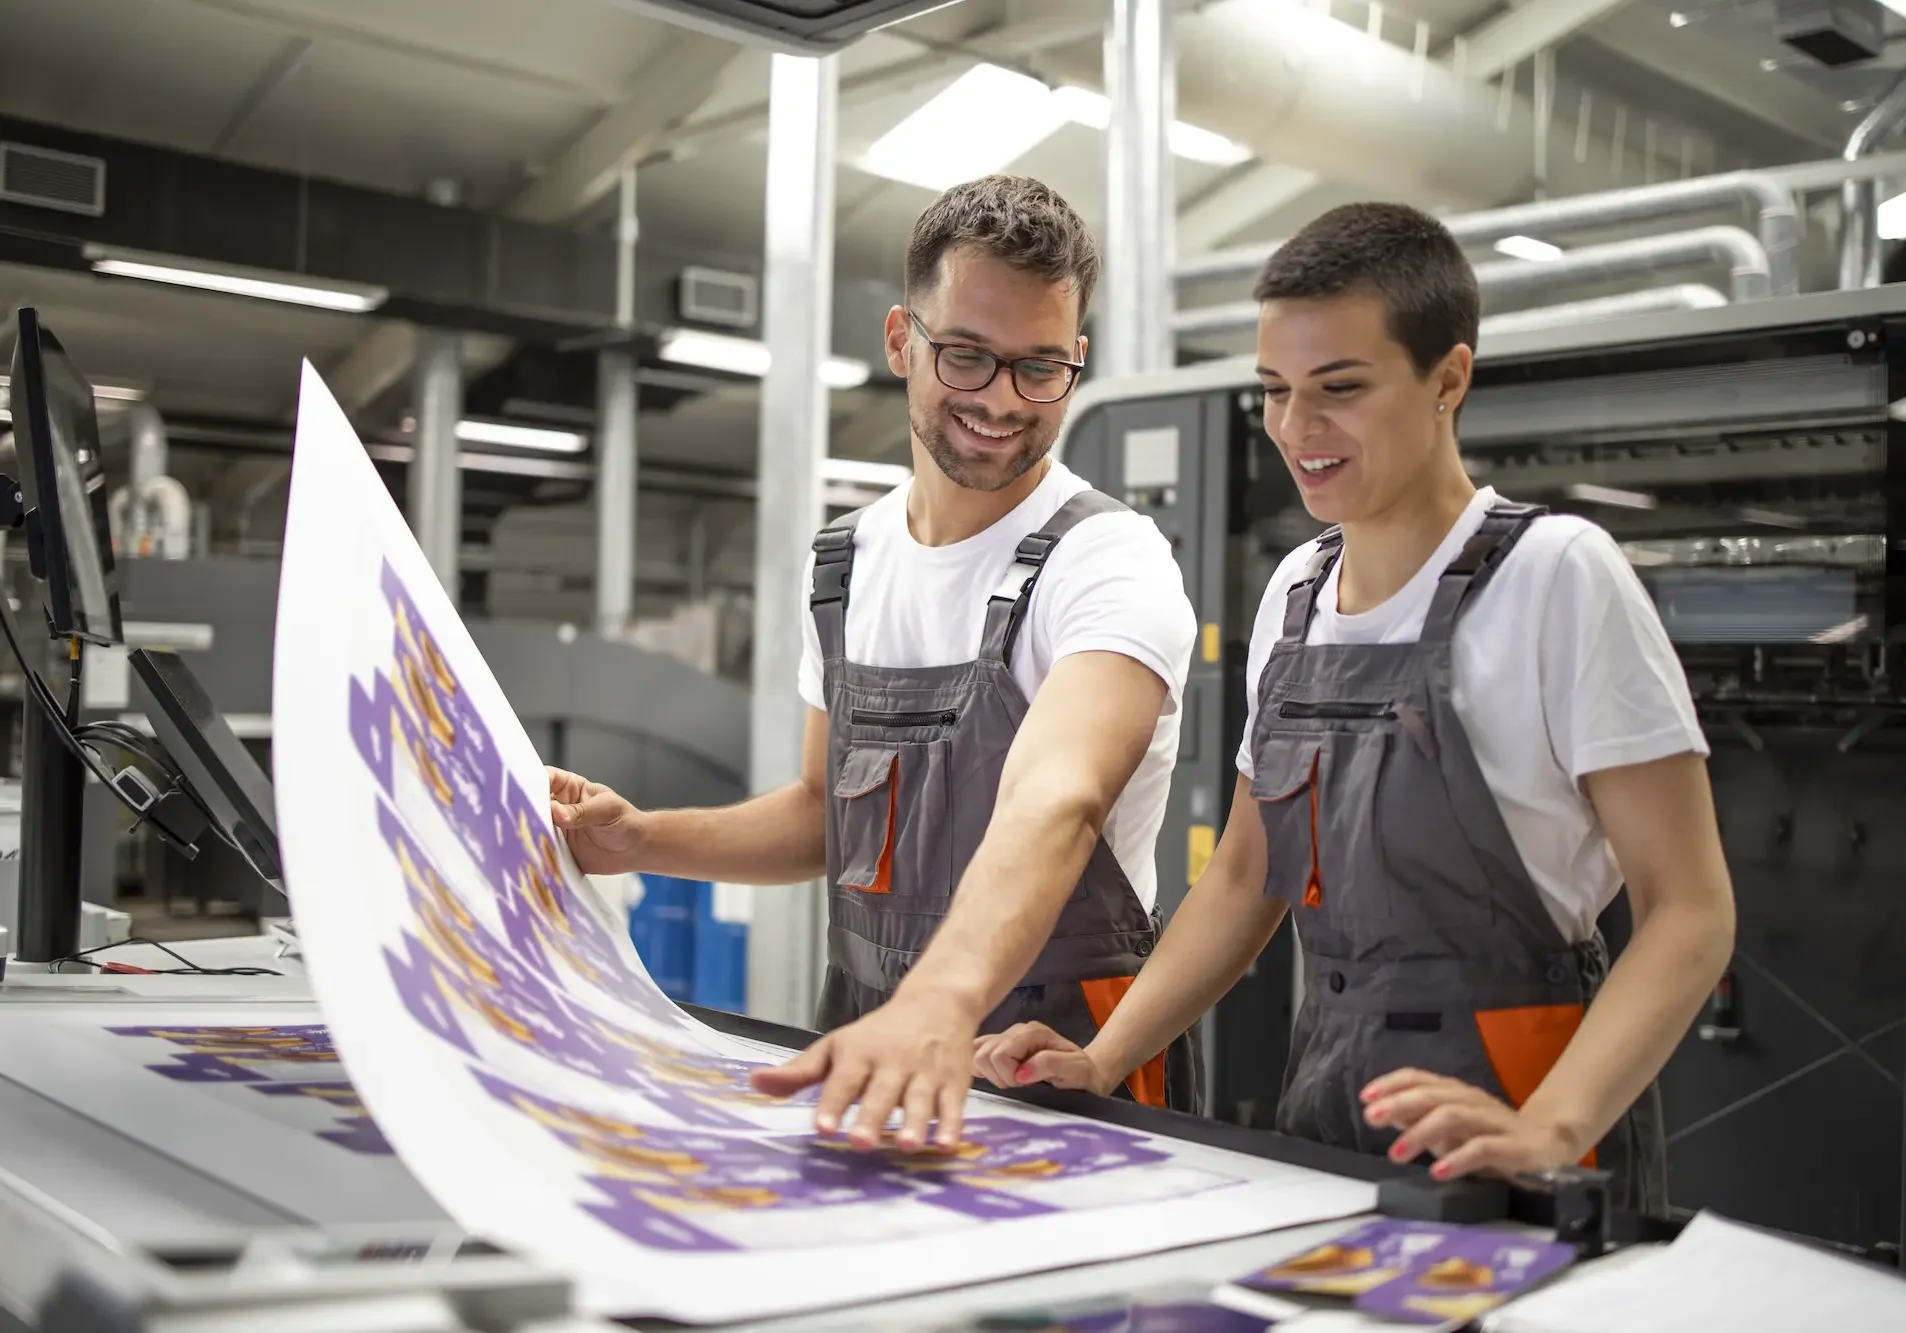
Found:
[973,202,1735,1212]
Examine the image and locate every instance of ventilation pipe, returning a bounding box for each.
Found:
[1477,284,1728,339]
[1173,227,1769,337]
[109,404,192,559]
[1840,75,1906,290]
[1178,173,1800,298]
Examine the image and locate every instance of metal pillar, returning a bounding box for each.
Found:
[1103,0,1175,376]
[410,328,463,593]
[596,349,638,639]
[746,51,840,1027]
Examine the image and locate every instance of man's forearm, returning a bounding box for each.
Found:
[895,796,1098,1018]
[1522,896,1733,1154]
[1085,862,1287,1088]
[634,783,827,885]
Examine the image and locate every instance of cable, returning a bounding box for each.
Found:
[46,936,280,976]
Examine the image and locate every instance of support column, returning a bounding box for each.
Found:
[410,328,463,594]
[746,51,840,1027]
[596,350,638,639]
[1103,0,1175,377]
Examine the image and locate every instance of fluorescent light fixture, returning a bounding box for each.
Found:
[0,374,145,403]
[658,328,871,389]
[83,244,388,313]
[1048,86,1252,166]
[1879,189,1906,240]
[1669,10,1690,26]
[454,419,588,454]
[1738,506,1808,529]
[863,65,1251,191]
[1567,482,1656,510]
[1494,235,1564,262]
[823,458,912,489]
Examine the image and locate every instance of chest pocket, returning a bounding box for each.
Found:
[830,738,954,898]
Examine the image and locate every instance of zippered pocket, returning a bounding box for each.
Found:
[851,708,960,728]
[1277,699,1395,721]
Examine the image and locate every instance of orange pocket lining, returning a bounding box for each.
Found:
[1473,1002,1597,1169]
[1080,976,1168,1108]
[848,755,898,895]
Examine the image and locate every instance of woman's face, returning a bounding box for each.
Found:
[1256,293,1470,526]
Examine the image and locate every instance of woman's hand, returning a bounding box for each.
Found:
[971,1022,1120,1098]
[1361,1069,1585,1181]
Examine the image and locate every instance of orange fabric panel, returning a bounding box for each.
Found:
[1474,1002,1598,1169]
[1303,748,1323,908]
[852,755,898,894]
[1080,976,1168,1108]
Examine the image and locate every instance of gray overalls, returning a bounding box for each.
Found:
[1249,502,1668,1214]
[809,490,1202,1113]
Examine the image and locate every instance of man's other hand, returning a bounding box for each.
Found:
[546,767,645,875]
[972,1022,1117,1096]
[750,988,980,1151]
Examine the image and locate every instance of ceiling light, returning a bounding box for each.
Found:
[1669,11,1690,26]
[454,419,588,454]
[1879,189,1906,240]
[84,245,388,313]
[1494,235,1564,262]
[1048,86,1252,166]
[0,374,146,403]
[823,459,911,489]
[1566,482,1656,510]
[658,329,871,389]
[865,64,1072,192]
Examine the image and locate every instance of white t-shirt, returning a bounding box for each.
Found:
[799,461,1196,912]
[1236,485,1708,943]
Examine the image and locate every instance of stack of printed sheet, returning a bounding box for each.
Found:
[225,365,1380,1320]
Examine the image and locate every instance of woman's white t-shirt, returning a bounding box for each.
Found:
[1236,485,1708,942]
[799,462,1197,913]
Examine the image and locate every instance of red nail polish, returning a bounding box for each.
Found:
[1432,1161,1451,1179]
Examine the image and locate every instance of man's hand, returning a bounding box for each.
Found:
[1360,1069,1584,1182]
[546,767,646,875]
[972,1022,1118,1097]
[750,987,981,1151]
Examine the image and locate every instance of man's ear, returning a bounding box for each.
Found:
[884,306,909,380]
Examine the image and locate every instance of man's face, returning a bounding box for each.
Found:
[887,247,1085,493]
[1255,293,1469,526]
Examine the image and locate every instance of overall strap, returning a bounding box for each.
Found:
[809,507,869,663]
[1278,527,1345,645]
[980,490,1129,665]
[1419,501,1548,645]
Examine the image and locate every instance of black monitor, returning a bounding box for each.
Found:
[8,307,121,646]
[130,649,281,886]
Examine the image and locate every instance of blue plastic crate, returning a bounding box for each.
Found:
[628,874,697,1001]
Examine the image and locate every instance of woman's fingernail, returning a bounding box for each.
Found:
[1432,1161,1452,1180]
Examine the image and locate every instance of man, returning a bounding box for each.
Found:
[974,202,1735,1212]
[549,174,1199,1152]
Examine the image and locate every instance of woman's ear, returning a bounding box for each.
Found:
[1436,343,1474,415]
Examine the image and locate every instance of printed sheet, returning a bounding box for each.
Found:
[269,363,1377,1321]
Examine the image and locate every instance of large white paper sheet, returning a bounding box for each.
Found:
[271,362,1377,1322]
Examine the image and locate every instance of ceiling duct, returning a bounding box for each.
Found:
[1839,74,1906,290]
[1773,0,1885,66]
[1477,285,1729,340]
[0,141,105,217]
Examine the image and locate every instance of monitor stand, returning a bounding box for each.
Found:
[10,654,86,967]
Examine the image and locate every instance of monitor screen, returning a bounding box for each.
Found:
[8,308,122,646]
[129,648,281,884]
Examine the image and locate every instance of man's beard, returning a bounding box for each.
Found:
[911,401,1056,493]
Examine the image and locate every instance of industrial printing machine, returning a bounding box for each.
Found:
[1059,282,1906,1263]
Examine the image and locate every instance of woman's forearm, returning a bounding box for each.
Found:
[1086,863,1288,1091]
[1523,895,1734,1155]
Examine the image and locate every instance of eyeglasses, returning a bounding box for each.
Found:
[907,310,1084,404]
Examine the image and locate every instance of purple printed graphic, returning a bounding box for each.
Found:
[476,1069,1173,1252]
[107,1026,393,1156]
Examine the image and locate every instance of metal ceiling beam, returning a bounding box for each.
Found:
[1450,0,1640,82]
[1176,162,1320,256]
[509,31,745,223]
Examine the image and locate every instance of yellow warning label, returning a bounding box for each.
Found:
[1187,824,1217,886]
[1201,623,1220,663]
